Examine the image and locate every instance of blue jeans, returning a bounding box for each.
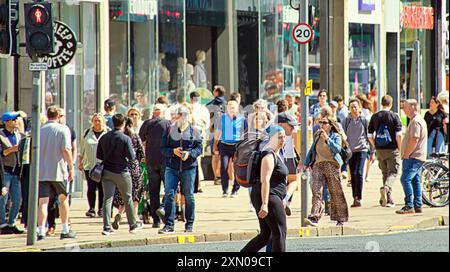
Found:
[164,167,196,230]
[0,173,22,226]
[400,158,424,208]
[323,184,330,203]
[427,130,447,159]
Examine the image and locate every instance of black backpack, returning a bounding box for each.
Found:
[234,131,268,188]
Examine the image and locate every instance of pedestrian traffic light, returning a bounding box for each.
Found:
[0,0,19,56]
[109,1,123,20]
[24,1,54,57]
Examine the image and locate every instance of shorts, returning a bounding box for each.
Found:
[284,158,299,175]
[39,181,68,198]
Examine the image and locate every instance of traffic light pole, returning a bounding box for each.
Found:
[26,55,41,246]
[299,0,310,227]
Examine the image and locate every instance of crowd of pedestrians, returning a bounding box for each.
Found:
[0,85,448,252]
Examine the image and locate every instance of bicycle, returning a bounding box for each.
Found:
[421,153,449,207]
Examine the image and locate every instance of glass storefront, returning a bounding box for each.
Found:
[107,0,323,109]
[348,23,380,106]
[400,0,435,109]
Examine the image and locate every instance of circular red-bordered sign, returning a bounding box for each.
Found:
[292,23,314,44]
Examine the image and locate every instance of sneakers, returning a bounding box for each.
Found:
[386,203,395,208]
[396,206,415,214]
[379,187,387,207]
[0,226,14,235]
[46,227,55,237]
[342,171,348,180]
[304,216,319,227]
[102,228,115,236]
[112,213,122,230]
[158,226,175,234]
[97,209,103,217]
[156,207,165,224]
[414,207,423,214]
[222,192,229,198]
[351,199,362,208]
[37,234,45,241]
[9,225,25,234]
[85,209,96,218]
[230,192,238,198]
[129,221,144,234]
[250,206,256,213]
[60,230,77,240]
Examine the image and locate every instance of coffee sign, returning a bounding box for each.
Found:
[39,21,77,69]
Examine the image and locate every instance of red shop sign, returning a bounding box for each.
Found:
[401,6,434,30]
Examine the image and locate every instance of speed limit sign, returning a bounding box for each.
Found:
[293,23,314,44]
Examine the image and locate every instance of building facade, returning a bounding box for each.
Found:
[0,0,448,195]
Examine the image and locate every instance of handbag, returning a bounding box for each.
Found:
[89,163,104,183]
[340,139,353,163]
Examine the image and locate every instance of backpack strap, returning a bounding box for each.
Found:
[83,128,91,139]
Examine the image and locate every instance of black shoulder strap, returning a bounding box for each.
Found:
[83,128,91,139]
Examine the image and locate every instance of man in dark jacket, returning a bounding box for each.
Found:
[97,113,143,235]
[159,106,203,234]
[139,104,171,228]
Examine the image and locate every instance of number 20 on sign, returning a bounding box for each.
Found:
[293,23,314,45]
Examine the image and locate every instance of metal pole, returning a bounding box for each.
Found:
[414,40,421,108]
[26,56,42,246]
[299,0,310,227]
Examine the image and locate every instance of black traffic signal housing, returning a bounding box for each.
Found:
[109,1,123,20]
[24,1,54,57]
[0,0,19,56]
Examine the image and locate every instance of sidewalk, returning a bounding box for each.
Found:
[0,162,448,251]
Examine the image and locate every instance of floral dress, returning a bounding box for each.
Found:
[113,134,145,208]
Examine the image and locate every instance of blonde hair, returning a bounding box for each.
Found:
[90,113,106,129]
[127,107,142,117]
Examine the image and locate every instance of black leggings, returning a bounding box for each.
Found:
[85,170,104,211]
[241,194,287,252]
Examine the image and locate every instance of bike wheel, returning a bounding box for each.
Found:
[421,162,449,207]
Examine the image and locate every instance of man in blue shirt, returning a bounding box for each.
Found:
[0,112,25,235]
[214,100,248,198]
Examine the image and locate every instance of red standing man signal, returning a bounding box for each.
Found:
[34,8,43,24]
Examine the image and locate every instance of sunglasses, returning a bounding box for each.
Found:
[319,121,329,125]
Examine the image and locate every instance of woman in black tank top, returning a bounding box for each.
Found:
[242,125,290,252]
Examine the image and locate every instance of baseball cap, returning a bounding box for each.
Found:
[277,112,298,128]
[104,98,116,108]
[329,100,338,108]
[2,112,20,123]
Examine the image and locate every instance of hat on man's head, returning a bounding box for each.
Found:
[277,112,298,128]
[329,100,338,108]
[104,98,116,108]
[2,112,20,123]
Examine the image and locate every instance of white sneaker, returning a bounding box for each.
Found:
[250,206,256,213]
[222,193,229,198]
[386,203,395,208]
